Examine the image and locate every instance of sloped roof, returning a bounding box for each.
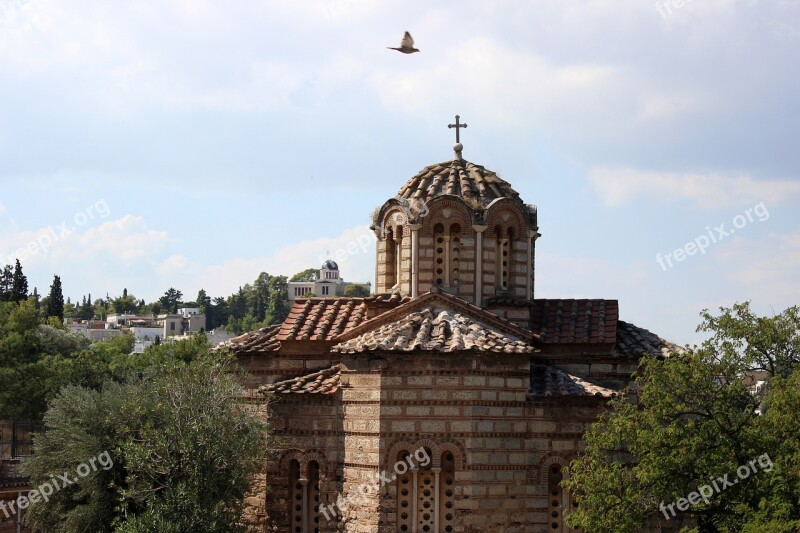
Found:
[278,298,370,341]
[528,365,618,398]
[335,290,536,346]
[260,364,341,395]
[217,325,280,355]
[396,158,524,208]
[614,320,684,358]
[531,299,619,344]
[333,300,535,354]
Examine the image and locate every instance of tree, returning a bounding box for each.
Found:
[11,259,28,302]
[564,303,800,532]
[266,275,290,325]
[22,349,269,532]
[290,267,318,282]
[46,275,65,321]
[343,283,370,297]
[0,265,12,301]
[158,288,183,314]
[112,291,139,315]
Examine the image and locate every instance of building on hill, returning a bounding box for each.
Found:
[288,261,371,301]
[223,124,681,532]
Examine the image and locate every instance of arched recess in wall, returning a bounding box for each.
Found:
[283,450,327,533]
[487,203,527,295]
[382,208,407,290]
[540,455,578,533]
[389,440,464,533]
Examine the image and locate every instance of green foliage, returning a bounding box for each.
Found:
[564,303,800,532]
[158,288,183,314]
[46,275,65,321]
[22,347,269,532]
[0,265,12,302]
[11,259,28,303]
[290,267,318,282]
[343,283,370,297]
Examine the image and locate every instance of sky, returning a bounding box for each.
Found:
[1,0,799,345]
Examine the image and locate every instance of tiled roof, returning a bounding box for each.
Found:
[217,325,280,355]
[260,365,341,395]
[277,298,371,341]
[614,320,684,358]
[364,292,412,305]
[333,306,535,354]
[528,365,618,398]
[396,158,524,208]
[531,299,619,344]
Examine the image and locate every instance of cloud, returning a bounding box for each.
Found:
[0,215,169,267]
[588,168,800,209]
[715,230,800,303]
[191,225,376,298]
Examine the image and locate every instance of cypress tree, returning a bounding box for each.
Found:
[46,275,65,321]
[11,259,28,302]
[0,265,11,301]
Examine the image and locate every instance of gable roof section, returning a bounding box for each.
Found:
[531,299,619,344]
[332,290,536,354]
[260,364,341,395]
[614,320,684,358]
[528,365,618,398]
[337,290,536,343]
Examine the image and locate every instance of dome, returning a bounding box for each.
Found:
[396,157,524,209]
[322,260,339,270]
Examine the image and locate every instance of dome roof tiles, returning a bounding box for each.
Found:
[396,158,523,208]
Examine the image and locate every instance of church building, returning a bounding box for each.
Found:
[226,119,679,532]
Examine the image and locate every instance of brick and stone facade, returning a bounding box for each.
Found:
[226,143,680,532]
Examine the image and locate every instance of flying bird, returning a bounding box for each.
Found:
[388,31,420,54]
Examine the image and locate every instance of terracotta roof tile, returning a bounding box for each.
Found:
[277,298,374,341]
[260,365,341,395]
[531,299,619,344]
[216,325,280,355]
[614,320,684,358]
[528,365,618,398]
[396,158,524,208]
[333,307,535,354]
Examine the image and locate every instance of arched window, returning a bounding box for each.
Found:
[289,459,302,532]
[385,226,397,288]
[395,449,457,532]
[495,226,509,291]
[288,459,321,533]
[434,224,445,287]
[547,463,576,532]
[396,451,413,532]
[439,451,456,532]
[395,226,404,288]
[433,223,461,289]
[449,224,461,288]
[307,461,320,533]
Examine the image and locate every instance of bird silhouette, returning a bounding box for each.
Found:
[388,31,420,54]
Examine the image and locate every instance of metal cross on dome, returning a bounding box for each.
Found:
[448,115,468,143]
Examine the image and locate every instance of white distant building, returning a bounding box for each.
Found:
[159,308,206,338]
[288,260,370,301]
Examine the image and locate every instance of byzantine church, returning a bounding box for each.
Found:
[225,119,679,532]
